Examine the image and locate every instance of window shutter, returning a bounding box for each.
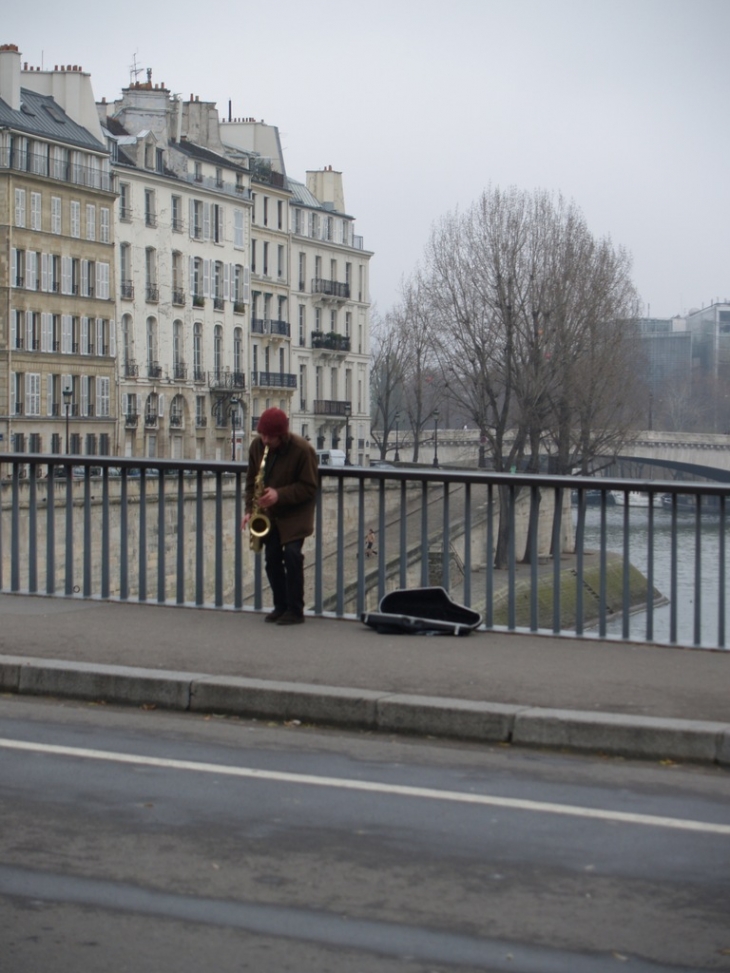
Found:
[203,202,211,241]
[10,372,15,416]
[158,394,165,417]
[41,253,49,292]
[189,256,195,293]
[26,251,37,291]
[244,266,250,304]
[62,315,72,354]
[61,256,71,295]
[136,394,142,416]
[109,320,116,358]
[47,375,53,417]
[203,259,210,297]
[217,205,224,242]
[223,262,230,300]
[26,311,33,349]
[81,376,89,416]
[81,259,89,297]
[80,316,89,355]
[41,313,51,353]
[189,199,195,238]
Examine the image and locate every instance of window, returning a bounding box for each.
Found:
[86,204,96,240]
[190,199,203,240]
[262,242,269,276]
[51,196,61,234]
[194,161,202,182]
[214,325,223,376]
[119,182,131,221]
[234,328,243,376]
[145,248,157,301]
[277,245,284,279]
[144,189,156,227]
[172,195,182,232]
[172,251,184,304]
[70,201,80,238]
[30,192,42,231]
[212,203,223,243]
[173,320,183,368]
[298,253,306,291]
[299,305,306,345]
[251,239,257,273]
[193,323,202,379]
[277,200,283,229]
[263,197,269,226]
[12,248,25,287]
[147,317,158,369]
[120,243,132,298]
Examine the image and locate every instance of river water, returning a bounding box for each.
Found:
[575,501,729,649]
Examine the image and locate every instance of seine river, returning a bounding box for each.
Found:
[576,501,730,650]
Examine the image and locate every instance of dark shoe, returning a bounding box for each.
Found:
[265,608,286,623]
[276,611,304,625]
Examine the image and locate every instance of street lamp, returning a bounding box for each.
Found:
[344,402,352,465]
[63,386,73,454]
[229,397,240,461]
[432,409,440,467]
[394,412,400,462]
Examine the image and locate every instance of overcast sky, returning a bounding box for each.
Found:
[5,0,730,319]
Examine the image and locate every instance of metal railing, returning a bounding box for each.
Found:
[1,455,729,650]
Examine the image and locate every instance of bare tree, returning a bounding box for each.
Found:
[418,186,643,567]
[369,309,409,460]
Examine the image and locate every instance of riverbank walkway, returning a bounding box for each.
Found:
[1,593,728,767]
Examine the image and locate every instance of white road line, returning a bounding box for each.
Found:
[1,737,728,835]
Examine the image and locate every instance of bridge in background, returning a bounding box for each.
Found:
[389,430,730,482]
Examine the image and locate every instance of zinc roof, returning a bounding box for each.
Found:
[0,87,106,152]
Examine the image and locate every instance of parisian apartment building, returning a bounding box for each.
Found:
[0,43,373,463]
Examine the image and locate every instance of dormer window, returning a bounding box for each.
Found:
[194,161,203,183]
[216,167,223,188]
[144,142,154,169]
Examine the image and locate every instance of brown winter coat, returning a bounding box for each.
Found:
[245,433,319,544]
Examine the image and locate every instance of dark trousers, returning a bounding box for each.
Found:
[264,525,305,615]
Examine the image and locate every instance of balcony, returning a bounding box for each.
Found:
[213,296,224,310]
[193,367,205,383]
[195,415,207,428]
[312,278,350,301]
[311,331,351,354]
[169,413,183,427]
[144,414,158,427]
[193,295,204,308]
[251,318,290,338]
[124,360,139,378]
[173,362,187,380]
[148,362,163,380]
[146,285,159,303]
[172,289,186,306]
[313,399,352,417]
[208,369,245,392]
[233,302,246,315]
[251,372,297,390]
[125,412,139,427]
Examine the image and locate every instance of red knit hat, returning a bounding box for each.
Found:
[257,407,289,437]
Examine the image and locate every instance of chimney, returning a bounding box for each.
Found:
[0,43,21,111]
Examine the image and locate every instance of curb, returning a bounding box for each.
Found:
[1,654,729,767]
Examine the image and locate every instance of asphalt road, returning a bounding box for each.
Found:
[1,695,729,973]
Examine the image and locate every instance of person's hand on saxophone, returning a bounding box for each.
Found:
[241,487,278,531]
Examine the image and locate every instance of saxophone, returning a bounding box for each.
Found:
[248,445,271,553]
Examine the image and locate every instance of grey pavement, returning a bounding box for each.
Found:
[0,593,729,766]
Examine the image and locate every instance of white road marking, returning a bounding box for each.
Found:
[1,737,728,835]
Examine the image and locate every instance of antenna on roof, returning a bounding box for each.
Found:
[129,51,143,86]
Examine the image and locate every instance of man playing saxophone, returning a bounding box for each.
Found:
[243,408,319,625]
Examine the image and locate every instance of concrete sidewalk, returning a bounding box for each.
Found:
[0,593,729,766]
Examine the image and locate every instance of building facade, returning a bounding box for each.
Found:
[1,45,372,461]
[0,45,117,457]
